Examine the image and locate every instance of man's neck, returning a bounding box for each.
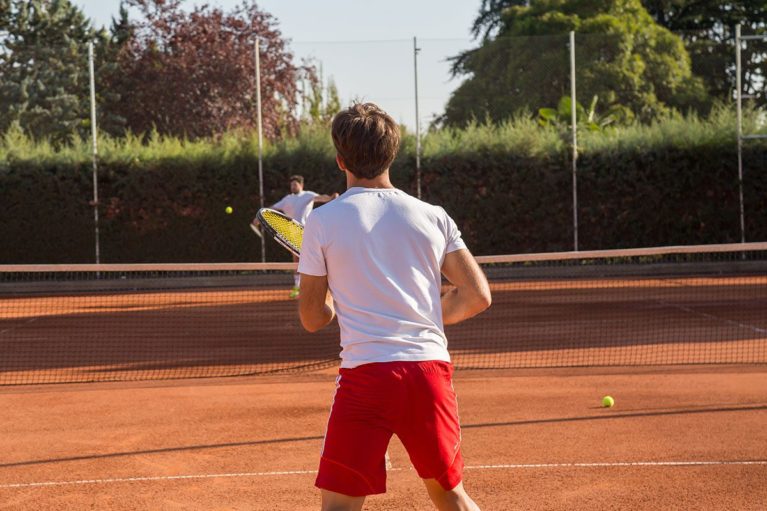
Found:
[346,171,394,189]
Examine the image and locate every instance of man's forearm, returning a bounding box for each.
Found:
[440,249,492,326]
[314,193,338,204]
[299,290,336,332]
[441,286,490,325]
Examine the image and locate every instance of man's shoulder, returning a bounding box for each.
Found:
[305,196,339,221]
[397,193,448,218]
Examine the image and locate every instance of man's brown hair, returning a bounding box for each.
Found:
[331,103,400,179]
[289,175,304,185]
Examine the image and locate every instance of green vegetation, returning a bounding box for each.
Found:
[0,0,304,141]
[2,1,766,263]
[458,0,767,123]
[0,0,108,143]
[644,0,767,108]
[2,108,765,262]
[444,0,707,126]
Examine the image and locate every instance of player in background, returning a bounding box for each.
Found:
[252,175,337,298]
[298,103,491,511]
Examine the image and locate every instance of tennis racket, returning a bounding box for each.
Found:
[255,208,304,256]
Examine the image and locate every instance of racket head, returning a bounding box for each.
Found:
[256,208,304,256]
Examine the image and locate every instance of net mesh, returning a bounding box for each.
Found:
[260,209,304,254]
[1,244,765,385]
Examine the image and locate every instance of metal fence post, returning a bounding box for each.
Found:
[570,31,578,251]
[88,41,101,265]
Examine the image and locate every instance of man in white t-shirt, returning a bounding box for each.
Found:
[298,103,491,511]
[272,175,337,226]
[253,175,337,297]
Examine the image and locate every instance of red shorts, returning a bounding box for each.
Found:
[315,360,463,497]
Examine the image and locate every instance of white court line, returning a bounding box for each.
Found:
[1,461,765,489]
[0,317,37,336]
[466,461,767,469]
[657,300,767,335]
[0,470,319,489]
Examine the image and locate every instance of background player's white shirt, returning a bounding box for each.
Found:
[272,190,319,224]
[297,187,466,368]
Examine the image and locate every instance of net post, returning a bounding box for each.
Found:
[88,41,101,266]
[735,24,745,245]
[255,37,266,262]
[570,31,579,251]
[413,36,422,200]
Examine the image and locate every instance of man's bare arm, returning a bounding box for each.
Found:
[313,193,339,204]
[440,249,491,325]
[298,274,335,332]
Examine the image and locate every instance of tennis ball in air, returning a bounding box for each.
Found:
[602,396,615,408]
[225,206,233,214]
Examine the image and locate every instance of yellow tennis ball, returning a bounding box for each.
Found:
[602,396,615,408]
[225,206,233,214]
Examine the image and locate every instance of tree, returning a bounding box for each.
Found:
[304,74,341,123]
[444,0,708,126]
[0,0,106,142]
[471,0,528,41]
[85,1,135,137]
[643,1,767,106]
[106,0,304,139]
[1,0,10,33]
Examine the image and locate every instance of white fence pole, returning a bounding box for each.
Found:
[413,36,422,199]
[88,41,101,264]
[570,31,578,251]
[255,37,266,262]
[735,24,745,244]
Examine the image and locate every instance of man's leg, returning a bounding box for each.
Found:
[423,480,480,511]
[394,362,477,510]
[321,490,365,511]
[291,254,301,298]
[316,366,393,499]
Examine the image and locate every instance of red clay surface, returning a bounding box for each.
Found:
[2,275,765,384]
[1,365,766,510]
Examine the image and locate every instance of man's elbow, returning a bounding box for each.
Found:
[473,288,492,313]
[299,313,323,333]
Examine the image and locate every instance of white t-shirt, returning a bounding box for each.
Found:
[272,190,319,224]
[297,187,467,368]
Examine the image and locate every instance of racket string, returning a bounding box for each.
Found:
[261,210,303,254]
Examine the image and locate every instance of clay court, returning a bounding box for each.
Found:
[1,366,766,510]
[1,257,766,509]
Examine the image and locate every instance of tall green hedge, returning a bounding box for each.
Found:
[1,113,765,263]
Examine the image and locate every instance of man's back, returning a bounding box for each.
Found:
[299,186,465,368]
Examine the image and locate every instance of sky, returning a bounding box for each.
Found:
[74,0,483,129]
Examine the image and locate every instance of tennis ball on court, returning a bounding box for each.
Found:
[602,396,615,408]
[225,206,233,214]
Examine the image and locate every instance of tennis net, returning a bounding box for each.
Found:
[1,243,765,385]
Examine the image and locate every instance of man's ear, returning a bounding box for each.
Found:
[336,154,347,171]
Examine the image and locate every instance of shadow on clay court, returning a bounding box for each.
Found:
[0,435,326,469]
[461,403,767,430]
[3,404,764,469]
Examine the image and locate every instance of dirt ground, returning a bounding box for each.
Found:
[1,365,765,510]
